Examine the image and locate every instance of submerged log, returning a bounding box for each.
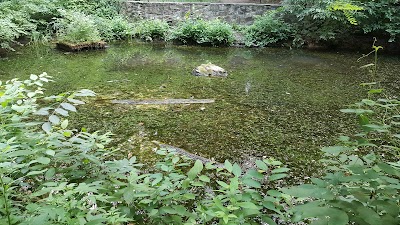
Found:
[56,41,107,52]
[111,99,215,105]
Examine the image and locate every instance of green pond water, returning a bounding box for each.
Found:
[1,42,399,182]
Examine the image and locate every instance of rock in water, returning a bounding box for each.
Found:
[192,63,228,77]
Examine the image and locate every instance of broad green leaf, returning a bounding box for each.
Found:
[34,108,50,115]
[61,119,69,129]
[160,206,176,214]
[45,150,55,156]
[261,216,277,225]
[268,173,287,181]
[217,180,229,189]
[256,160,268,171]
[36,157,51,165]
[321,146,350,156]
[61,102,77,112]
[187,160,203,180]
[30,74,38,80]
[243,179,261,188]
[245,169,264,179]
[139,199,152,204]
[267,190,282,197]
[224,160,233,172]
[294,204,349,225]
[55,108,69,116]
[232,163,242,177]
[151,173,163,186]
[237,202,259,210]
[271,167,290,173]
[199,175,210,182]
[355,205,382,225]
[42,122,51,132]
[27,169,47,176]
[45,168,55,180]
[183,193,196,200]
[67,98,85,105]
[49,115,60,125]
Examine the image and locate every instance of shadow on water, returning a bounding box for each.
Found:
[1,42,399,183]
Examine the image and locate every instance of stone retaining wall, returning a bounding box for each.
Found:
[123,1,280,25]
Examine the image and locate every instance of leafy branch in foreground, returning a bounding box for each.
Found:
[0,73,291,225]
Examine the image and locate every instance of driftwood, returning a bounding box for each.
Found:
[111,99,215,105]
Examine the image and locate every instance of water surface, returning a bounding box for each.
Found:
[1,43,399,182]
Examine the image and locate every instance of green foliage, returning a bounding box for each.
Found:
[281,0,355,47]
[0,0,127,50]
[0,74,135,224]
[244,11,293,47]
[57,0,123,19]
[131,19,170,41]
[170,19,235,46]
[356,0,400,42]
[54,11,102,44]
[328,0,364,25]
[280,0,400,46]
[118,149,290,224]
[95,16,133,41]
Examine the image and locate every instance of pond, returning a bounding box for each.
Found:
[1,42,399,182]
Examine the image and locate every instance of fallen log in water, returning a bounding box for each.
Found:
[111,99,215,105]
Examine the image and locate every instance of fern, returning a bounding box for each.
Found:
[328,1,364,25]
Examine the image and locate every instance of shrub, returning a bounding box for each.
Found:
[280,0,355,47]
[170,19,235,46]
[54,10,102,43]
[96,16,134,41]
[0,74,133,224]
[57,0,123,19]
[357,0,400,42]
[132,19,170,41]
[244,11,293,47]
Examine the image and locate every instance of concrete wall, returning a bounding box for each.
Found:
[123,1,280,25]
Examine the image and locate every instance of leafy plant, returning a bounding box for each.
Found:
[280,0,357,47]
[356,0,400,42]
[170,19,235,46]
[0,73,133,224]
[96,15,134,41]
[244,11,293,47]
[118,148,290,224]
[54,10,102,44]
[132,19,170,42]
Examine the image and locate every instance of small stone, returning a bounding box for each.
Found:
[192,63,228,77]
